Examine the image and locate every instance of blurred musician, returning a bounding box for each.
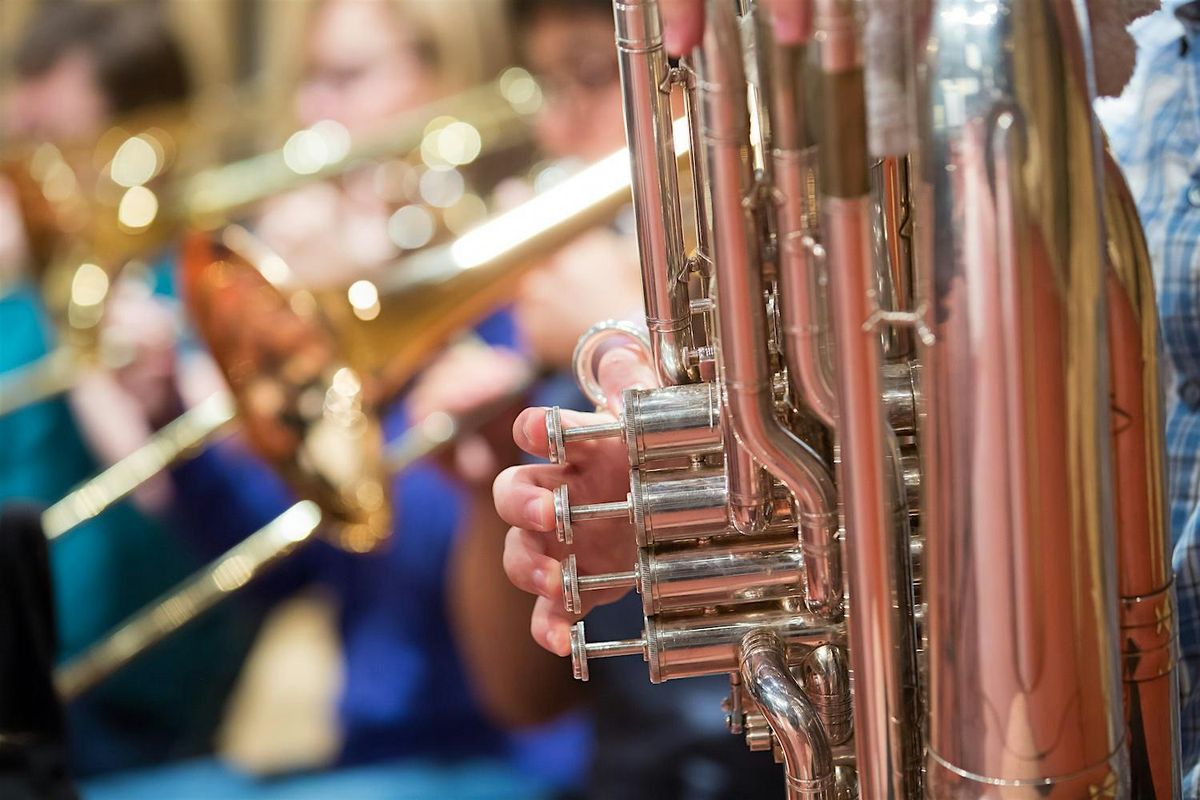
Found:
[0,0,255,778]
[82,1,588,797]
[253,0,446,287]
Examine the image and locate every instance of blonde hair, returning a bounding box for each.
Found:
[253,0,512,140]
[383,0,513,91]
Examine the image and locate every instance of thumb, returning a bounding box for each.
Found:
[597,344,659,416]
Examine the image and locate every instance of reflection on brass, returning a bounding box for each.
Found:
[1102,143,1181,799]
[542,1,1183,798]
[182,234,389,553]
[0,74,536,418]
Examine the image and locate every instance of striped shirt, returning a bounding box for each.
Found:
[1101,2,1200,793]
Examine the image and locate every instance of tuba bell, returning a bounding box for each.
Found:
[547,0,1183,797]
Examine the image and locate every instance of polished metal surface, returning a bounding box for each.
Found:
[920,1,1127,794]
[613,0,696,386]
[741,630,835,800]
[695,0,841,622]
[570,606,842,685]
[183,233,390,553]
[563,536,803,615]
[1102,145,1181,799]
[813,3,920,794]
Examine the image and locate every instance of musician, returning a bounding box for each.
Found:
[0,0,254,778]
[495,2,1172,797]
[1101,2,1200,792]
[433,2,834,798]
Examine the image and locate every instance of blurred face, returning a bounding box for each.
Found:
[523,10,625,162]
[6,50,110,141]
[295,0,438,134]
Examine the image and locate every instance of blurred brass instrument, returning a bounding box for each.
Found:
[52,134,690,696]
[54,387,527,701]
[41,130,683,542]
[544,1,1182,798]
[0,70,539,416]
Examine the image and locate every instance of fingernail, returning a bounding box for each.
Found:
[663,27,687,56]
[524,496,547,530]
[531,568,548,596]
[549,628,568,656]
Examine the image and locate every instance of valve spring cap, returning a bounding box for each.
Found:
[570,621,589,682]
[545,407,567,465]
[554,484,572,545]
[561,553,582,614]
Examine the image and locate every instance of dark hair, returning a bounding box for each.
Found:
[13,0,192,114]
[508,0,614,29]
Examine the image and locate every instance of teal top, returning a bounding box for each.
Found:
[0,277,252,776]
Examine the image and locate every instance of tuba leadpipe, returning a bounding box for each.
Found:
[809,2,920,796]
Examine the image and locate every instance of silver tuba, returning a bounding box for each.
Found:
[550,0,1182,797]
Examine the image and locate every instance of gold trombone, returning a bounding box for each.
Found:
[0,69,540,416]
[42,131,687,546]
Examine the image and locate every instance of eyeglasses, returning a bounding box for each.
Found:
[532,52,620,106]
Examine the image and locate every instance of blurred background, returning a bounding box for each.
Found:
[0,0,514,155]
[0,2,781,798]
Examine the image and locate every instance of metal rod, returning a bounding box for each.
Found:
[612,0,696,386]
[55,501,323,701]
[694,0,842,622]
[812,1,918,795]
[0,346,79,417]
[570,501,629,522]
[765,20,837,428]
[579,570,638,592]
[563,421,622,442]
[586,638,645,659]
[181,78,531,228]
